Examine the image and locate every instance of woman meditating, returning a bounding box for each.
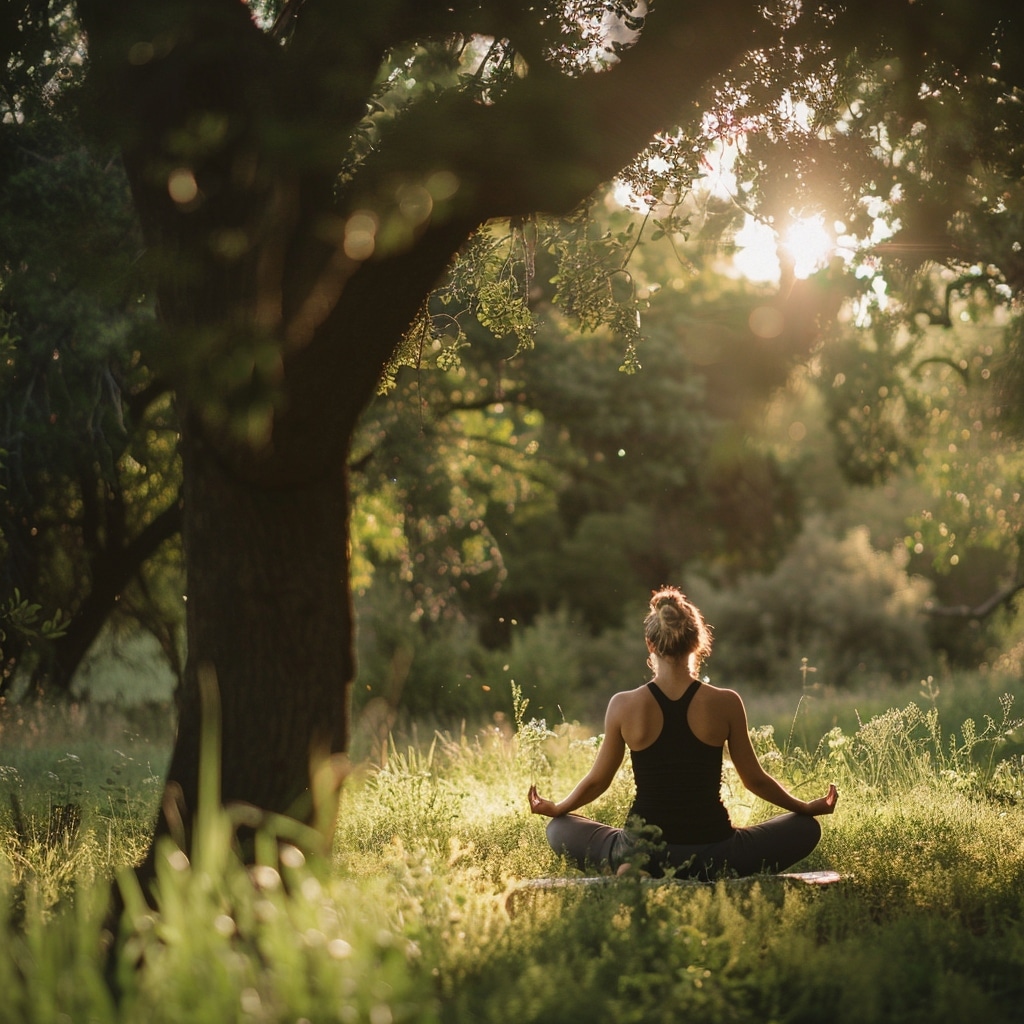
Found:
[528,586,838,879]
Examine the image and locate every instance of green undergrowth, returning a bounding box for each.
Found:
[0,700,168,915]
[1,679,1024,1021]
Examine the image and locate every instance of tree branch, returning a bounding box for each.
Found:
[249,1,765,484]
[347,0,759,220]
[925,581,1024,620]
[289,0,541,60]
[48,494,183,691]
[81,0,767,488]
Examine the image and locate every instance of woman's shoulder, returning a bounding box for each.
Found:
[608,683,655,709]
[605,683,658,721]
[606,684,660,748]
[689,682,747,745]
[695,681,745,711]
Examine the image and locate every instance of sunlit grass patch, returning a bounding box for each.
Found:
[823,786,1024,921]
[0,702,168,920]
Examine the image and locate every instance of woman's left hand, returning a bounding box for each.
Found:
[528,784,558,817]
[803,783,839,816]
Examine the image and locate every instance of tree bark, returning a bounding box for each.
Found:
[162,406,353,852]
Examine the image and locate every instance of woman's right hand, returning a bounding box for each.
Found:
[528,784,559,817]
[803,783,839,816]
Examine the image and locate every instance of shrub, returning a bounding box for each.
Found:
[353,581,504,729]
[494,607,585,723]
[690,518,935,687]
[354,585,609,734]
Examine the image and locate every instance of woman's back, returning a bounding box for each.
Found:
[625,680,734,844]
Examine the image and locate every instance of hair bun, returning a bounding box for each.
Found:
[643,586,712,664]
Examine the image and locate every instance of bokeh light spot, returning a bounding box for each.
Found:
[749,305,785,339]
[167,168,198,204]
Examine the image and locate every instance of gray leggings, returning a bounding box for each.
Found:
[545,812,822,880]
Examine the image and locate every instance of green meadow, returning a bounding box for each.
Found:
[2,673,1024,1023]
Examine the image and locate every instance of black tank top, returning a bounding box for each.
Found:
[627,680,734,844]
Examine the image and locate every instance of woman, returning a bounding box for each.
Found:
[528,586,838,879]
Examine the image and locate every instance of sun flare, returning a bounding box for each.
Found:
[781,215,834,279]
[733,213,838,284]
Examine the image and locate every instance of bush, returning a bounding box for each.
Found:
[690,519,935,688]
[353,581,505,730]
[494,607,587,723]
[354,583,632,735]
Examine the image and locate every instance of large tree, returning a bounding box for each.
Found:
[68,0,1024,864]
[71,0,786,862]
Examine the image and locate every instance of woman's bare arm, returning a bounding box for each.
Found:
[528,693,628,817]
[723,690,838,815]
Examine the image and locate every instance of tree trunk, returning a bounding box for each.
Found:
[159,405,354,855]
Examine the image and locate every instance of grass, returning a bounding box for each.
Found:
[1,673,1024,1021]
[747,668,1024,761]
